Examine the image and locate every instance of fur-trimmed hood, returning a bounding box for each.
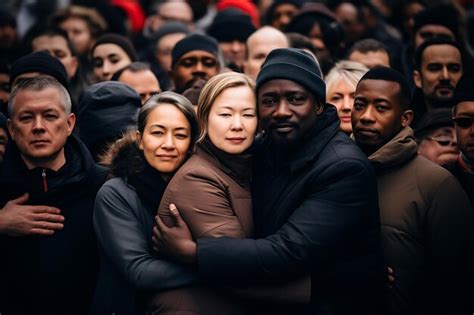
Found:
[99,130,145,178]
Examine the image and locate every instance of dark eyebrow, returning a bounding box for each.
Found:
[150,124,188,131]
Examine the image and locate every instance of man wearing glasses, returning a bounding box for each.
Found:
[415,108,459,166]
[445,74,474,205]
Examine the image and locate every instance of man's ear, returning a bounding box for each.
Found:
[401,109,414,127]
[316,102,325,114]
[413,70,422,89]
[66,113,76,136]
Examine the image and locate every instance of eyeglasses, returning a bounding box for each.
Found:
[453,116,474,129]
[426,136,457,146]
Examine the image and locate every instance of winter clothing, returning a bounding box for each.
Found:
[256,48,325,102]
[0,134,108,315]
[159,139,253,239]
[171,34,219,68]
[10,51,70,91]
[444,156,474,206]
[92,33,138,62]
[195,105,386,314]
[91,133,195,315]
[77,81,141,160]
[415,108,454,139]
[368,127,474,315]
[207,8,256,43]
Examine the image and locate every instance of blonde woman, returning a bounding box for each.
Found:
[325,61,369,134]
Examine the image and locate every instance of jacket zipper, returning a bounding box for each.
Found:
[42,169,48,193]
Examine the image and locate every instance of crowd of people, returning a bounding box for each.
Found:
[0,0,473,314]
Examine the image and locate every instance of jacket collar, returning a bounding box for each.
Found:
[0,134,98,191]
[368,126,418,172]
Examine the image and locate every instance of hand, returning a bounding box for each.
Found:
[0,193,64,237]
[152,204,197,264]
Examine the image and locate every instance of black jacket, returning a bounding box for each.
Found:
[196,105,386,314]
[0,135,108,315]
[91,134,195,315]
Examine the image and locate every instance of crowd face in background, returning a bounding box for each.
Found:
[207,85,257,154]
[119,69,161,104]
[414,44,462,106]
[418,126,458,165]
[138,103,191,176]
[155,33,187,73]
[59,17,93,56]
[454,101,474,161]
[92,44,132,81]
[327,79,355,134]
[172,51,219,92]
[258,79,320,147]
[31,35,78,79]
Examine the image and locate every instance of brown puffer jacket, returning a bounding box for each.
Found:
[369,127,474,315]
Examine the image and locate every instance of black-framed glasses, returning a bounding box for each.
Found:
[426,136,456,146]
[453,116,474,129]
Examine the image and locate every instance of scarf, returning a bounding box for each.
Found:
[199,137,252,189]
[128,162,167,212]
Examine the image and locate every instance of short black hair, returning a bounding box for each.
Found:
[414,37,463,71]
[29,27,78,57]
[358,67,412,110]
[347,38,389,57]
[111,62,151,81]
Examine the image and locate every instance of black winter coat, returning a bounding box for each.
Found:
[0,135,108,315]
[196,105,386,314]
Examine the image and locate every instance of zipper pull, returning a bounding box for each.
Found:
[42,169,48,193]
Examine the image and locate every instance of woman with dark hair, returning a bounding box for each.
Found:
[91,92,199,315]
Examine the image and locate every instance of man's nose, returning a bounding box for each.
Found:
[274,100,292,118]
[32,117,45,131]
[360,106,376,123]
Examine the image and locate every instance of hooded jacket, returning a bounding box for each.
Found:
[368,127,474,315]
[195,105,386,314]
[0,134,108,315]
[91,133,195,315]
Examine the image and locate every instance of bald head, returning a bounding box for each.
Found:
[244,26,289,80]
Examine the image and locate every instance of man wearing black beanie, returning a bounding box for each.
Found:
[152,48,386,314]
[352,67,474,315]
[170,33,220,94]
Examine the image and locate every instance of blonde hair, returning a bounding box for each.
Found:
[325,60,369,97]
[196,72,256,143]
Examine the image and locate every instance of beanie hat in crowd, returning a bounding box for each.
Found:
[256,48,326,101]
[453,74,474,105]
[77,81,141,159]
[415,108,453,139]
[207,9,256,43]
[92,33,138,62]
[413,4,460,40]
[171,33,219,68]
[265,0,303,24]
[10,51,70,91]
[216,0,260,27]
[152,21,190,43]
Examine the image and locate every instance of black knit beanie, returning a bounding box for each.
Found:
[10,51,70,90]
[92,33,138,62]
[413,4,460,40]
[207,8,256,43]
[171,33,219,68]
[256,48,326,101]
[453,74,474,104]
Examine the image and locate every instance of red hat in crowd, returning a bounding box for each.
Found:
[216,0,260,27]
